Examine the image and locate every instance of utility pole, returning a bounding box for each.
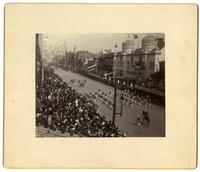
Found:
[74,46,76,71]
[112,76,124,125]
[65,52,67,70]
[112,45,118,125]
[63,41,67,70]
[112,77,117,125]
[112,44,124,125]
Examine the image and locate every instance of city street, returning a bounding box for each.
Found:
[55,68,165,137]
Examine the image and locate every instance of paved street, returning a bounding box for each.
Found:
[55,68,165,137]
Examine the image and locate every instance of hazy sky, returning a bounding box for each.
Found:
[42,33,161,54]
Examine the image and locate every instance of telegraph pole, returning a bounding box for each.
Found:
[112,45,118,125]
[112,77,117,125]
[112,44,124,125]
[63,41,67,70]
[74,46,76,71]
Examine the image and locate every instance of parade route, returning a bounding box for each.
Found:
[55,68,165,137]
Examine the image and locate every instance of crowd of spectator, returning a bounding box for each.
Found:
[137,71,165,92]
[137,79,165,92]
[36,69,126,137]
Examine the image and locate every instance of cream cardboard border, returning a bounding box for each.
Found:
[4,4,197,169]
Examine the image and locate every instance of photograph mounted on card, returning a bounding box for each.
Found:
[4,4,197,169]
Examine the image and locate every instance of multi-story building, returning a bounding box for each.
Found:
[113,34,165,82]
[97,51,114,74]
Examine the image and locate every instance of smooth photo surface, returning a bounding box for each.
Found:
[36,33,165,137]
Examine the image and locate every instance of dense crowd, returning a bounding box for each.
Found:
[138,79,165,92]
[36,69,126,137]
[137,71,165,92]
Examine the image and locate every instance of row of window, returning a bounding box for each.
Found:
[127,70,144,77]
[115,55,158,71]
[116,60,155,70]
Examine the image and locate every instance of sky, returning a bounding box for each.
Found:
[40,33,164,59]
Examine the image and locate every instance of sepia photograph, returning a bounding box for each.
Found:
[4,3,197,169]
[36,33,165,137]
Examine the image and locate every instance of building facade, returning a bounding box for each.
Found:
[113,34,165,82]
[98,52,114,74]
